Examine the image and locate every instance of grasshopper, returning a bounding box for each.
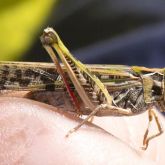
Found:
[40,27,165,150]
[0,29,164,150]
[0,62,137,110]
[0,62,143,111]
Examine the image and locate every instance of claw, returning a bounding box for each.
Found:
[141,144,148,150]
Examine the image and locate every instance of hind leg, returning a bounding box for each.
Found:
[142,108,163,150]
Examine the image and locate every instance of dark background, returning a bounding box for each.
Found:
[24,0,165,67]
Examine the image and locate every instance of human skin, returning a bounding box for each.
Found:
[0,97,165,165]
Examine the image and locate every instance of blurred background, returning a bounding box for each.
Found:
[0,0,165,67]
